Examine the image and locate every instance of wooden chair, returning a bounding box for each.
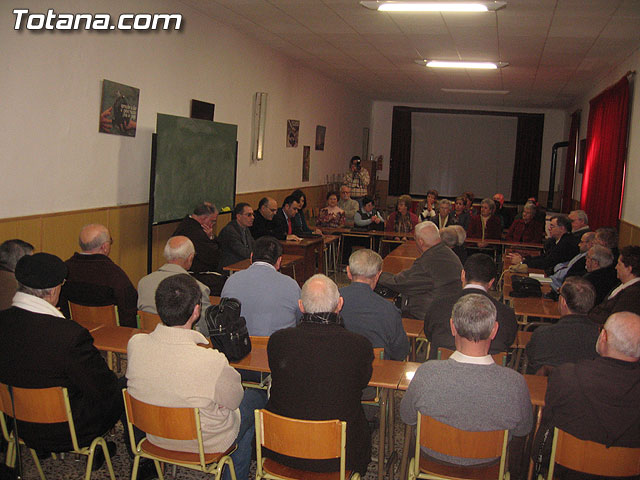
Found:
[437,347,507,367]
[0,383,116,480]
[68,302,119,328]
[255,409,361,480]
[541,427,640,479]
[137,310,162,331]
[122,388,236,480]
[408,413,509,480]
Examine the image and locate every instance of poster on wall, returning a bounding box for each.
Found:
[287,119,299,147]
[302,146,310,182]
[315,125,326,150]
[99,79,139,137]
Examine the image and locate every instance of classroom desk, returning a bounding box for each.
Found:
[223,254,303,277]
[280,237,323,286]
[513,297,561,326]
[382,255,415,274]
[402,318,424,361]
[387,241,420,259]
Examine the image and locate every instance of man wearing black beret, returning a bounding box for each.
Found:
[0,253,122,459]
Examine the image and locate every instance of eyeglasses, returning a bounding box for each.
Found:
[243,212,254,217]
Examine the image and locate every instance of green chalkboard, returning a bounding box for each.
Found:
[152,113,237,224]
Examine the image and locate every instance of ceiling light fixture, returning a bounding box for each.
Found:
[442,88,510,94]
[415,59,509,69]
[360,1,506,12]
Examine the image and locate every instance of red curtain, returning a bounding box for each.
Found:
[561,111,580,213]
[580,76,630,230]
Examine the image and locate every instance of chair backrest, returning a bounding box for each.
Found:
[69,301,119,327]
[250,336,269,347]
[209,296,221,306]
[137,310,162,331]
[418,414,507,460]
[437,347,506,366]
[548,427,640,478]
[256,409,345,461]
[123,389,198,441]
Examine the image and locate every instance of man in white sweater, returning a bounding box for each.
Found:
[127,274,262,480]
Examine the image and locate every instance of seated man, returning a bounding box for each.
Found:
[137,236,211,332]
[583,244,619,305]
[378,221,462,320]
[534,311,640,479]
[59,223,138,327]
[425,253,517,359]
[218,203,256,270]
[266,274,373,475]
[507,215,579,276]
[0,238,33,310]
[525,277,600,374]
[568,209,590,245]
[173,203,226,294]
[0,253,121,454]
[272,195,303,241]
[590,245,640,324]
[250,197,278,240]
[340,249,410,361]
[548,231,595,293]
[338,185,360,226]
[595,226,620,261]
[220,236,301,336]
[400,294,532,466]
[127,274,263,480]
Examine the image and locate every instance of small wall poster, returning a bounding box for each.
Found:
[99,79,139,137]
[315,125,326,150]
[287,119,299,147]
[302,146,310,182]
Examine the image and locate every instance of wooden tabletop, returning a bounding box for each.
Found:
[388,241,420,259]
[397,361,421,391]
[382,255,415,274]
[280,237,323,247]
[92,326,145,353]
[223,254,304,273]
[513,297,561,319]
[402,318,424,339]
[523,374,547,406]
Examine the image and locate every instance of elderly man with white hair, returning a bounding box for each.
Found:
[340,249,409,361]
[265,274,373,476]
[377,221,462,319]
[534,311,640,476]
[137,236,211,332]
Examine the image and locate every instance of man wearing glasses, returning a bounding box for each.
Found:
[218,203,256,270]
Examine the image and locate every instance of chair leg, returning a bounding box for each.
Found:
[216,455,236,480]
[29,447,47,480]
[131,455,141,480]
[88,437,116,480]
[5,437,15,467]
[154,459,165,480]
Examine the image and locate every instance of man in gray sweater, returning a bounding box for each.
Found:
[400,294,532,466]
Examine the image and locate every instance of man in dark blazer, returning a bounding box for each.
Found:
[507,214,579,276]
[0,253,121,453]
[266,274,373,475]
[590,245,640,324]
[424,253,517,358]
[218,202,256,270]
[250,197,278,239]
[378,221,462,320]
[271,195,304,241]
[583,245,619,305]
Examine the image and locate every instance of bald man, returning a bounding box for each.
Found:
[59,224,138,327]
[251,197,279,240]
[137,236,212,332]
[377,221,462,320]
[534,312,640,475]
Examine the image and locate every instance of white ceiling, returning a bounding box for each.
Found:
[181,0,640,109]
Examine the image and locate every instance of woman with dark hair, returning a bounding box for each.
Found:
[385,194,419,236]
[419,189,438,222]
[316,191,346,228]
[291,189,321,235]
[452,195,470,230]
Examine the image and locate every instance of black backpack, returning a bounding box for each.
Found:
[510,275,542,298]
[204,298,252,362]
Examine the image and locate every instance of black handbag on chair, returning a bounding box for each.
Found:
[204,298,252,362]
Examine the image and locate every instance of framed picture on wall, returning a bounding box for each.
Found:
[99,79,139,137]
[287,119,299,147]
[315,125,326,150]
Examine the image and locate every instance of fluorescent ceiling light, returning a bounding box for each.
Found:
[415,59,509,69]
[442,88,510,94]
[360,1,506,12]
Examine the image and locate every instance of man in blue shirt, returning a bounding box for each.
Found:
[339,248,409,360]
